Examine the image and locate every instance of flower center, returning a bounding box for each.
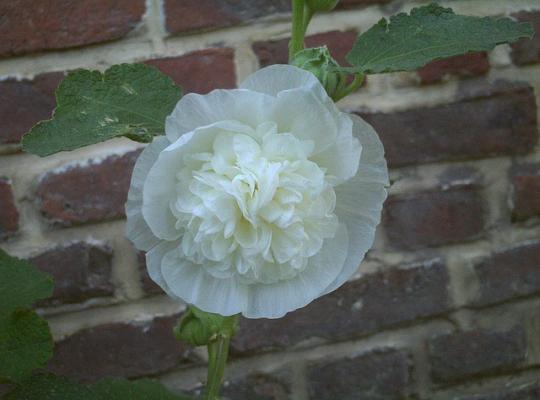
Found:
[171,122,339,284]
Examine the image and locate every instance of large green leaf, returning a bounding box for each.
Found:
[3,375,194,400]
[0,250,54,383]
[0,310,53,383]
[345,3,534,74]
[22,64,182,157]
[0,249,53,319]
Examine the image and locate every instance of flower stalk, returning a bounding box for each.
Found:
[289,0,306,61]
[203,314,238,400]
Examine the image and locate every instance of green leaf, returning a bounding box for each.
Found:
[345,3,534,74]
[3,375,194,400]
[22,64,182,157]
[0,250,54,383]
[0,249,53,319]
[0,310,53,383]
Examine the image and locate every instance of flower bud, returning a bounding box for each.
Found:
[291,46,347,98]
[174,306,237,347]
[306,0,339,12]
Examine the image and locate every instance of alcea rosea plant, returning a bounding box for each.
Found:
[4,1,532,399]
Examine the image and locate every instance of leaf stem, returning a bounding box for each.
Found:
[289,0,306,61]
[332,73,365,101]
[203,316,238,400]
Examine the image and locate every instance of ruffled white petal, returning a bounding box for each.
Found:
[245,223,348,318]
[311,113,362,184]
[272,88,339,154]
[322,114,388,295]
[146,240,180,297]
[165,89,275,142]
[125,137,170,251]
[160,248,249,316]
[240,64,328,103]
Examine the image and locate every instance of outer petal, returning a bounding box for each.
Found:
[240,64,328,103]
[245,223,348,318]
[322,114,389,295]
[165,89,275,142]
[160,249,249,316]
[310,113,362,184]
[125,136,170,251]
[146,240,180,297]
[272,88,339,154]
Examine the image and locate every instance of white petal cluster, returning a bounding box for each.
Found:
[126,65,388,318]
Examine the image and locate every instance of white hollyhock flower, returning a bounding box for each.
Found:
[126,65,388,319]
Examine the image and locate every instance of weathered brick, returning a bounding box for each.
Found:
[428,326,527,384]
[164,0,290,35]
[418,52,489,85]
[36,150,141,227]
[0,0,145,57]
[359,81,538,167]
[137,252,165,296]
[145,48,236,94]
[221,372,292,400]
[383,185,485,250]
[510,164,540,221]
[511,11,540,65]
[306,349,413,400]
[30,242,114,306]
[232,261,450,354]
[472,241,540,307]
[458,382,540,400]
[0,72,64,146]
[0,178,19,241]
[48,314,194,382]
[253,30,357,67]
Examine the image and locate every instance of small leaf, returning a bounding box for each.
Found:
[345,3,534,74]
[22,64,182,157]
[0,249,53,318]
[0,310,54,383]
[4,375,194,400]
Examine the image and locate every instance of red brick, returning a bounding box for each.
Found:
[221,372,291,400]
[36,150,141,227]
[428,326,527,384]
[383,185,485,250]
[0,178,19,241]
[137,252,165,296]
[253,30,357,67]
[30,242,114,306]
[47,314,195,382]
[164,0,290,35]
[511,11,540,65]
[0,72,64,146]
[511,164,540,221]
[232,261,450,354]
[0,0,145,58]
[458,382,540,400]
[306,349,413,400]
[472,241,540,307]
[145,48,236,94]
[418,52,489,85]
[359,81,538,167]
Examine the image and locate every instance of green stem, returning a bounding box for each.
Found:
[332,73,365,101]
[203,316,238,400]
[289,0,306,61]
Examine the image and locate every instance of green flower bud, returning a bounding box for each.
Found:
[291,46,347,99]
[174,306,237,347]
[306,0,339,12]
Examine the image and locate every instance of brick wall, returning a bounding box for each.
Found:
[1,0,540,398]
